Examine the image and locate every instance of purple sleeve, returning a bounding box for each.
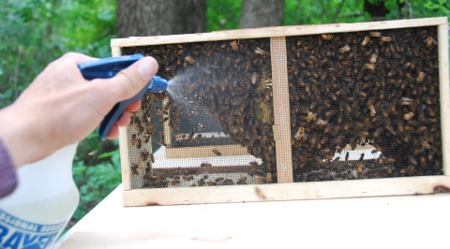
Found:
[0,138,18,199]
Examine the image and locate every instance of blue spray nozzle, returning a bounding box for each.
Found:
[78,54,168,140]
[148,75,168,92]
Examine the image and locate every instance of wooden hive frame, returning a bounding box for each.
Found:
[112,17,450,207]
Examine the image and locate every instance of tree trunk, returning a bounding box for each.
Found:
[240,0,284,28]
[117,0,206,37]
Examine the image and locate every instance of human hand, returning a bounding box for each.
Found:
[0,52,158,167]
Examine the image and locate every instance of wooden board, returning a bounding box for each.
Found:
[111,17,447,47]
[270,37,293,183]
[122,175,450,206]
[165,144,249,159]
[438,22,450,175]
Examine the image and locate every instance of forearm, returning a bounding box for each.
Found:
[0,104,47,168]
[0,136,18,198]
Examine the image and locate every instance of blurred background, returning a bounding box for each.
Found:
[0,0,448,230]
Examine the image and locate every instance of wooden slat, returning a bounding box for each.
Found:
[119,126,132,191]
[111,17,447,47]
[438,22,450,175]
[111,46,122,57]
[270,37,293,183]
[165,144,249,159]
[122,175,450,206]
[112,47,132,191]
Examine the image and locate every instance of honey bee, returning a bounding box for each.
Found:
[400,97,414,106]
[369,31,381,37]
[306,111,317,122]
[316,119,328,127]
[321,34,333,40]
[237,176,247,185]
[194,134,202,143]
[417,72,426,82]
[155,106,163,115]
[143,132,151,143]
[255,187,267,200]
[425,36,435,47]
[421,140,431,150]
[385,157,395,164]
[338,44,351,53]
[359,153,365,161]
[254,47,265,55]
[403,112,415,121]
[140,150,149,161]
[215,177,224,183]
[175,133,186,140]
[223,179,234,185]
[368,104,376,117]
[363,63,375,71]
[380,36,392,42]
[145,162,151,175]
[149,153,155,163]
[198,178,206,186]
[184,56,195,64]
[249,161,258,167]
[361,36,370,46]
[187,132,195,141]
[206,180,217,186]
[345,152,349,162]
[230,40,239,51]
[251,72,258,85]
[212,149,222,156]
[294,127,307,141]
[131,134,137,145]
[357,163,363,174]
[160,117,169,124]
[266,172,272,183]
[183,175,194,181]
[171,177,181,186]
[201,162,212,167]
[369,53,378,64]
[136,138,142,149]
[131,163,139,175]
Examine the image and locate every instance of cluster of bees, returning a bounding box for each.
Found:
[287,26,442,181]
[141,166,271,188]
[122,38,277,188]
[122,25,442,187]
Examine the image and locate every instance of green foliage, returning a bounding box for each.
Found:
[284,0,369,25]
[207,0,242,31]
[0,0,116,108]
[284,0,449,25]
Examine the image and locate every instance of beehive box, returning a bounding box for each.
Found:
[112,17,450,207]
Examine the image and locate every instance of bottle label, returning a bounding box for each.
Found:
[0,209,66,249]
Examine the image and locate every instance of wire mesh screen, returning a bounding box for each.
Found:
[122,38,276,188]
[287,26,442,182]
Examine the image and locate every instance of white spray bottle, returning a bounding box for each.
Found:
[0,54,167,249]
[0,144,79,249]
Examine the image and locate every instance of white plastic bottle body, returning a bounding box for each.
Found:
[0,144,79,249]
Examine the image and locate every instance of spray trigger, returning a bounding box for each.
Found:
[78,54,168,140]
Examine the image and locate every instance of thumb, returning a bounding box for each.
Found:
[105,56,159,101]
